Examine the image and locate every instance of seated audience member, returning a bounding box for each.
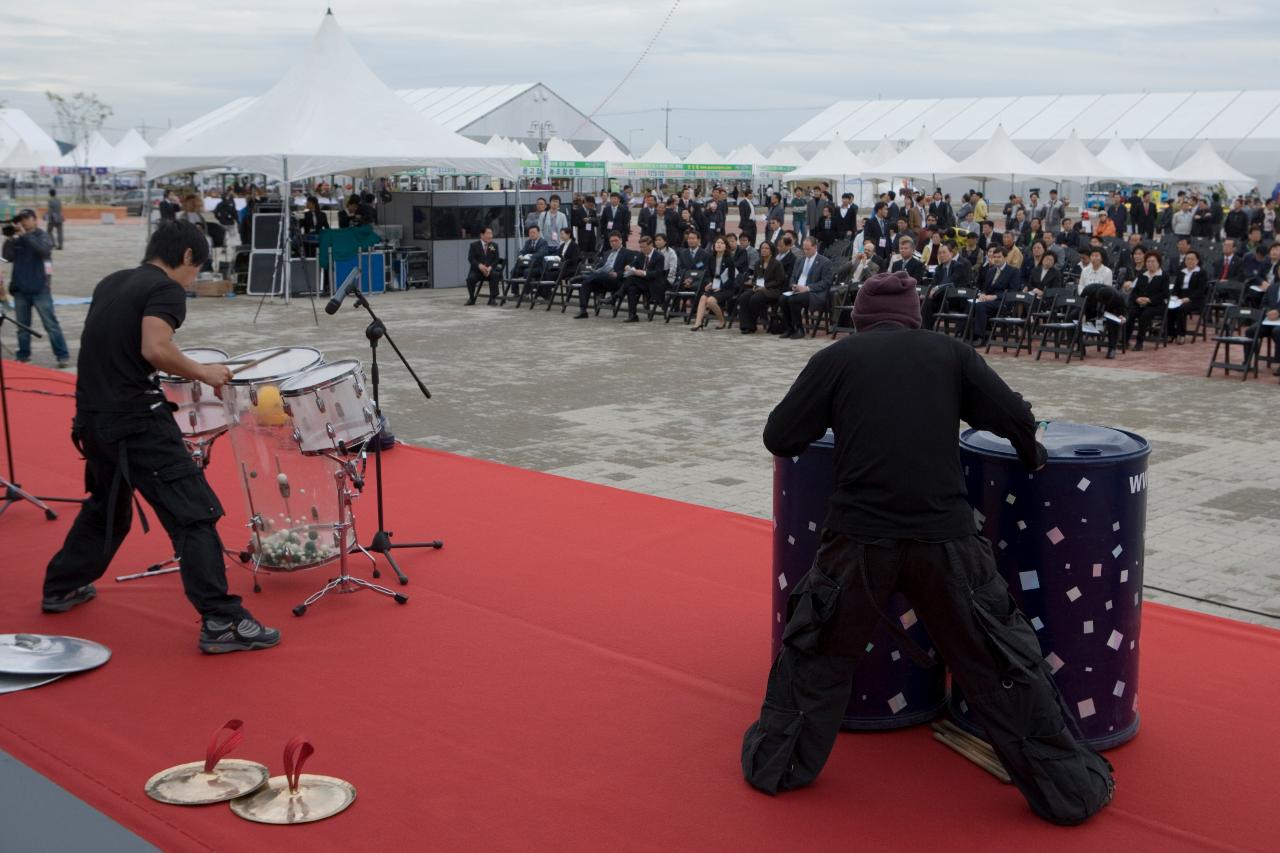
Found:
[692,235,736,330]
[889,234,926,282]
[738,240,788,334]
[1115,246,1146,292]
[777,234,798,281]
[1027,249,1061,297]
[1214,238,1245,283]
[1167,249,1207,342]
[727,232,755,287]
[1021,241,1047,285]
[1127,251,1168,350]
[971,244,1019,343]
[780,237,833,339]
[654,232,680,289]
[920,241,969,329]
[510,225,549,296]
[574,231,633,318]
[617,235,666,322]
[1093,210,1117,237]
[850,240,882,284]
[962,232,983,270]
[465,226,503,305]
[1001,231,1023,270]
[1245,276,1280,370]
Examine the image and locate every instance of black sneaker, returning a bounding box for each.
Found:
[199,616,281,654]
[42,584,97,613]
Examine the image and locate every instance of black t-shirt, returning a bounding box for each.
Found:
[76,264,188,413]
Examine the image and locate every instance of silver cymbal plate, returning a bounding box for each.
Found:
[0,634,112,675]
[0,672,66,694]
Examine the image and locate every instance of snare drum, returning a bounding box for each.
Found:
[158,347,229,438]
[223,347,353,572]
[279,361,377,455]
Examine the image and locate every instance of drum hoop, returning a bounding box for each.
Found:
[157,348,229,382]
[279,361,363,397]
[225,347,323,385]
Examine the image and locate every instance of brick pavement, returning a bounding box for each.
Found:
[8,220,1278,626]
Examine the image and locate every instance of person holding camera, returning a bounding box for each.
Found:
[2,208,71,368]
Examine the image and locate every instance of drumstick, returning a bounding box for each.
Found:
[226,347,290,374]
[930,722,1011,783]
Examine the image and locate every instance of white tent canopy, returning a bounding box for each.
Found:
[1167,140,1254,184]
[1127,142,1173,183]
[862,136,899,167]
[726,143,769,166]
[0,108,62,169]
[765,146,806,169]
[61,130,117,170]
[111,129,152,172]
[943,125,1048,182]
[871,126,956,179]
[684,142,725,164]
[586,137,631,162]
[544,137,582,160]
[787,137,867,180]
[1095,136,1140,179]
[1035,129,1127,182]
[636,141,681,163]
[146,12,516,181]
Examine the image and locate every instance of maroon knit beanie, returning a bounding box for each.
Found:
[853,269,922,331]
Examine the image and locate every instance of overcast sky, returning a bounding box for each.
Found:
[2,0,1275,154]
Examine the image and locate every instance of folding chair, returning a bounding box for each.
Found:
[1206,306,1264,380]
[830,283,859,339]
[500,254,536,306]
[663,280,701,324]
[985,291,1036,356]
[517,255,563,309]
[931,286,977,343]
[1035,293,1086,362]
[1191,281,1242,342]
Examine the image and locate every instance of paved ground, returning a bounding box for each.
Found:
[6,219,1279,626]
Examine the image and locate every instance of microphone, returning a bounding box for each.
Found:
[324,268,361,315]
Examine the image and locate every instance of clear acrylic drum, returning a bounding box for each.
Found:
[159,347,229,438]
[222,347,352,572]
[279,360,377,455]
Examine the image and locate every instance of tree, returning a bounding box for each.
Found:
[46,91,113,202]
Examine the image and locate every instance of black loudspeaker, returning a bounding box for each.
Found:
[251,213,283,251]
[247,254,320,296]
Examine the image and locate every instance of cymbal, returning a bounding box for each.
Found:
[145,759,269,806]
[229,774,356,824]
[0,634,110,675]
[0,672,65,694]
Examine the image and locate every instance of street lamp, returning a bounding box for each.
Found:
[529,119,556,185]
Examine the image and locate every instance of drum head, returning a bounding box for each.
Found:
[0,634,111,676]
[158,347,228,381]
[228,347,323,384]
[279,361,361,395]
[0,672,65,694]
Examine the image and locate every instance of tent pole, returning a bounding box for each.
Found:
[282,156,291,306]
[144,179,153,243]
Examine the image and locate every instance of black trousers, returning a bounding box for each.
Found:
[742,532,1113,826]
[783,291,823,333]
[739,289,779,331]
[43,410,247,621]
[49,221,64,249]
[578,272,621,312]
[740,221,757,246]
[1081,284,1126,350]
[466,270,501,302]
[619,279,664,317]
[1127,303,1162,345]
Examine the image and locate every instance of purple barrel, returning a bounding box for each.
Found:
[951,422,1150,749]
[773,433,947,730]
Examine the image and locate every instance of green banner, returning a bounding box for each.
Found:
[520,159,606,178]
[607,162,755,179]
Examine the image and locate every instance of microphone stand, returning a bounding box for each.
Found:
[343,288,442,584]
[0,313,85,520]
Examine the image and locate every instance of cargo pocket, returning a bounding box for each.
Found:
[780,566,842,654]
[1020,728,1114,826]
[741,701,806,795]
[154,459,224,525]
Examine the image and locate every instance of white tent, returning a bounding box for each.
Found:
[1127,142,1172,183]
[684,142,725,164]
[726,144,769,166]
[586,137,631,162]
[636,141,681,163]
[0,108,62,169]
[1095,137,1140,179]
[146,12,516,181]
[943,125,1049,182]
[1167,140,1254,185]
[511,140,536,159]
[763,146,806,172]
[862,136,900,167]
[1035,130,1127,182]
[61,130,117,170]
[787,136,868,181]
[111,129,152,172]
[544,137,582,160]
[871,126,956,180]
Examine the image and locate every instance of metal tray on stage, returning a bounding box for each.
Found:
[0,634,111,676]
[0,672,66,694]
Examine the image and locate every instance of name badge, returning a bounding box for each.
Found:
[878,238,887,247]
[755,277,765,288]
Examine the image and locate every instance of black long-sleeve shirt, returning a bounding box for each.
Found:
[764,325,1045,540]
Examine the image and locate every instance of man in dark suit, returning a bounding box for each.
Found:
[738,189,757,246]
[637,195,659,240]
[1106,193,1128,235]
[509,225,549,298]
[676,229,712,292]
[465,226,503,305]
[928,190,953,230]
[658,199,681,247]
[777,234,798,281]
[1130,192,1156,239]
[702,200,725,246]
[616,235,666,322]
[836,193,859,241]
[889,235,927,282]
[780,237,833,338]
[599,193,630,242]
[972,245,1019,342]
[1246,277,1280,370]
[863,202,891,260]
[921,241,970,329]
[574,231,633,318]
[1215,239,1247,282]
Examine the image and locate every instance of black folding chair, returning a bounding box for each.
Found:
[1206,306,1264,380]
[1191,281,1243,342]
[1035,293,1086,362]
[931,286,977,343]
[986,291,1036,356]
[517,255,563,309]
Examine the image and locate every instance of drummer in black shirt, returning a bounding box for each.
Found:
[41,221,280,655]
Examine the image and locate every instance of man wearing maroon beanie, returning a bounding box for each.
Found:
[741,271,1114,825]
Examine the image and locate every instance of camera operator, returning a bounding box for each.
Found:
[2,209,71,368]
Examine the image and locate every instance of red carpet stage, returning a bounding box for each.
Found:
[1,361,1277,852]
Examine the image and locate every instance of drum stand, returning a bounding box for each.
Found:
[0,314,85,522]
[292,459,407,616]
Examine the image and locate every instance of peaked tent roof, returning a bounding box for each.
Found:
[146,12,516,181]
[636,141,681,163]
[1035,130,1127,181]
[1127,142,1173,183]
[1167,140,1254,184]
[1095,136,1140,178]
[871,126,956,178]
[787,137,869,180]
[0,108,63,169]
[765,146,807,168]
[726,144,769,166]
[862,136,899,167]
[684,142,725,164]
[942,125,1049,181]
[586,137,631,161]
[61,130,117,170]
[112,129,152,172]
[544,137,583,160]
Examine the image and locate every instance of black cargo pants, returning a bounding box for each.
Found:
[742,531,1114,826]
[42,409,248,621]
